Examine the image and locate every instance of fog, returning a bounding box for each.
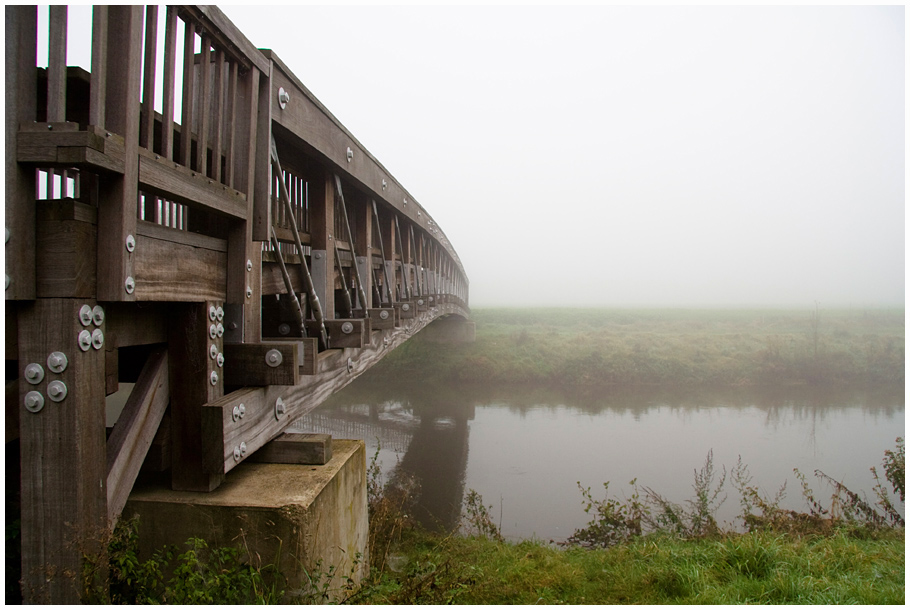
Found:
[55,5,906,308]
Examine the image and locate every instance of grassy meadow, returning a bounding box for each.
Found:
[377,307,904,387]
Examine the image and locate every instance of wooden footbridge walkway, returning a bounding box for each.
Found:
[5,6,469,602]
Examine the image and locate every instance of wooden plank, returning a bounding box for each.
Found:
[140,5,158,151]
[247,432,332,465]
[211,47,224,183]
[202,301,466,476]
[138,149,247,218]
[180,18,196,168]
[140,412,171,473]
[89,6,107,127]
[105,348,118,396]
[132,232,227,302]
[251,57,272,240]
[307,319,365,349]
[197,35,211,176]
[19,299,107,603]
[136,218,227,252]
[224,61,237,188]
[227,66,262,344]
[169,301,224,491]
[36,201,97,298]
[223,343,299,387]
[261,337,318,376]
[103,302,167,348]
[369,308,396,330]
[105,347,169,523]
[46,5,67,123]
[95,5,142,302]
[161,7,177,161]
[6,6,38,300]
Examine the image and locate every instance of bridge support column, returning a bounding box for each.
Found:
[124,439,368,602]
[18,299,108,603]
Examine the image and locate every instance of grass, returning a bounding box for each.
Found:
[376,307,904,387]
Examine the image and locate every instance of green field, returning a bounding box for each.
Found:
[375,307,904,387]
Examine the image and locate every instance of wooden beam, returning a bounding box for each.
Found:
[46,6,67,123]
[95,5,142,302]
[247,432,332,465]
[18,299,107,603]
[6,6,38,300]
[132,228,227,303]
[138,150,248,219]
[106,347,169,524]
[36,199,97,298]
[223,342,299,386]
[169,301,224,491]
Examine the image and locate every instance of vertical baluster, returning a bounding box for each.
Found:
[211,47,224,183]
[161,7,177,160]
[89,5,107,127]
[140,5,158,151]
[224,60,237,187]
[197,35,211,176]
[179,19,196,167]
[47,5,67,122]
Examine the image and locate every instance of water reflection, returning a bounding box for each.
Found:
[294,380,904,540]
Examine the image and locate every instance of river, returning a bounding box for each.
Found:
[293,380,904,541]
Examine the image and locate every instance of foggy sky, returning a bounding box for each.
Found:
[48,5,906,308]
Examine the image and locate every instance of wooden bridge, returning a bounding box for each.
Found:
[5,5,469,603]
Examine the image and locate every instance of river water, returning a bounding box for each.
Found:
[293,380,904,541]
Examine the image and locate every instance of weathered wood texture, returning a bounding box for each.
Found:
[18,299,107,603]
[247,432,333,465]
[106,347,169,523]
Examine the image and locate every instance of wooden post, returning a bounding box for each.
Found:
[139,5,158,151]
[6,6,38,301]
[161,7,177,161]
[18,299,107,603]
[226,66,262,343]
[169,301,224,491]
[47,6,67,123]
[352,190,372,309]
[96,5,142,302]
[308,167,335,319]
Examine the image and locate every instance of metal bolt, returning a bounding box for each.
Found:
[91,328,104,350]
[47,352,68,374]
[125,276,135,294]
[246,286,253,299]
[210,344,219,359]
[209,305,217,321]
[24,363,45,384]
[265,349,282,367]
[233,446,242,461]
[346,357,354,373]
[216,323,224,337]
[246,259,253,272]
[47,124,53,130]
[278,323,291,336]
[382,179,388,190]
[24,391,45,413]
[125,234,136,252]
[232,405,241,422]
[216,306,224,321]
[274,397,286,420]
[210,371,218,386]
[314,252,322,260]
[383,336,390,347]
[278,87,289,109]
[92,305,104,326]
[403,198,408,206]
[417,299,424,307]
[346,147,353,162]
[47,380,67,402]
[401,303,410,312]
[209,324,218,339]
[216,352,224,367]
[78,330,92,351]
[240,442,247,457]
[79,304,93,326]
[341,322,354,334]
[379,310,389,320]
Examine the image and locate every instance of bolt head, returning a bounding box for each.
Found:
[210,371,218,385]
[274,397,286,420]
[216,323,224,337]
[341,322,354,334]
[47,352,68,374]
[247,259,253,272]
[278,323,290,336]
[216,306,224,321]
[125,276,135,294]
[47,380,67,402]
[240,442,247,456]
[209,305,217,321]
[232,405,241,421]
[91,305,104,326]
[401,303,410,312]
[78,330,92,352]
[246,286,253,299]
[91,329,104,350]
[125,234,136,252]
[278,87,290,109]
[209,324,218,339]
[379,310,389,320]
[24,391,45,413]
[210,344,219,359]
[346,357,354,373]
[216,352,224,367]
[265,349,283,367]
[239,403,246,417]
[25,363,45,384]
[79,304,93,326]
[233,446,242,461]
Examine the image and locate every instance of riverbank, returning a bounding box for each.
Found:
[374,307,904,387]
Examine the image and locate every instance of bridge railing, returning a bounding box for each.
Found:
[7,5,468,603]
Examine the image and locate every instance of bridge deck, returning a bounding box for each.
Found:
[5,5,468,603]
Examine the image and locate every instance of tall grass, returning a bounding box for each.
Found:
[376,308,904,387]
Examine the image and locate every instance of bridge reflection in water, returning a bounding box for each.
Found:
[295,383,474,532]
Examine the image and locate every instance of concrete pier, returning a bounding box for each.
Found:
[124,439,368,601]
